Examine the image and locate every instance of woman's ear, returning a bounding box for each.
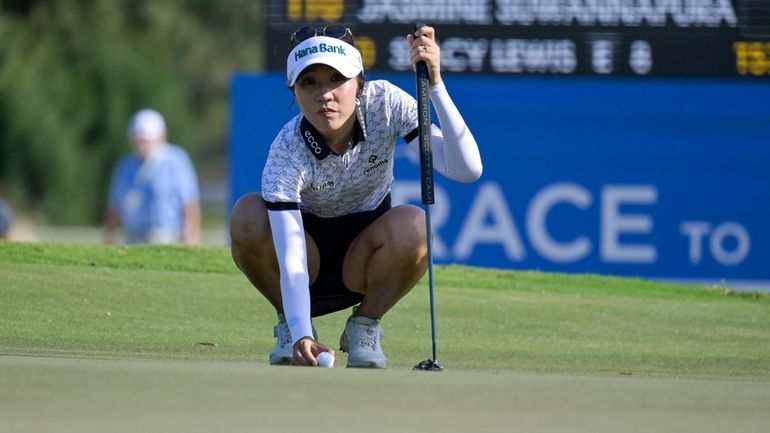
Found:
[357,74,365,97]
[287,86,298,108]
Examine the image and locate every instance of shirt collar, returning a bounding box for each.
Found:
[299,95,368,160]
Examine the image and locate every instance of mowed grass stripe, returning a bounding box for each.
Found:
[1,242,769,379]
[2,355,770,433]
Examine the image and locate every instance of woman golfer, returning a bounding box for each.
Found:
[230,24,482,367]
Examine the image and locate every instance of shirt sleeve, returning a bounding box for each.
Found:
[381,81,419,141]
[262,131,307,207]
[176,149,200,203]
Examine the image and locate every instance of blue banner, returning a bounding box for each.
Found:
[230,73,770,289]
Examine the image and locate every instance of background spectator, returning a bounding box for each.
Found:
[0,197,12,240]
[105,109,200,245]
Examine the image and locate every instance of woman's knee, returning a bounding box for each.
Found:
[230,193,270,244]
[386,205,428,255]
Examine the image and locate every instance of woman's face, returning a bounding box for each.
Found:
[293,64,359,141]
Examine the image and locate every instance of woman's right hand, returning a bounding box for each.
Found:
[292,337,336,366]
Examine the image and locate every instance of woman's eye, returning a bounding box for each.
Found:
[331,73,345,82]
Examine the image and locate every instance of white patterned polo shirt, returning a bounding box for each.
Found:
[261,80,419,217]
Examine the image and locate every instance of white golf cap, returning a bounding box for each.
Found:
[128,109,166,140]
[287,36,363,86]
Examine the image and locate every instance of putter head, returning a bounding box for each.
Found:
[413,359,444,372]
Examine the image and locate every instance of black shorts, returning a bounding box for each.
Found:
[302,194,391,317]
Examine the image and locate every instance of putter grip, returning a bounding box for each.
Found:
[414,23,434,205]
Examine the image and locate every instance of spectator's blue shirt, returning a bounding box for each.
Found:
[0,198,12,237]
[109,143,199,240]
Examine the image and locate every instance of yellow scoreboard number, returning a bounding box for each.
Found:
[356,36,377,69]
[284,1,377,69]
[287,0,344,22]
[734,42,770,76]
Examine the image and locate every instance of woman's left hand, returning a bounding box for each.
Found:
[407,25,442,86]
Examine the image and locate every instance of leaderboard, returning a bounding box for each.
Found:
[265,0,770,77]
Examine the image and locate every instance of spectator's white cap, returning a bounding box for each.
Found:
[287,36,363,87]
[128,109,166,140]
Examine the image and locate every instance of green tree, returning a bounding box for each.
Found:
[0,0,264,224]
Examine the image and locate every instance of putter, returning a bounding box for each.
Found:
[412,23,443,372]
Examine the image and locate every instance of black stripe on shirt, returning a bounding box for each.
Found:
[404,127,418,144]
[264,201,301,211]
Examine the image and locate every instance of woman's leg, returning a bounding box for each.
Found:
[229,193,320,310]
[342,204,429,319]
[337,204,428,367]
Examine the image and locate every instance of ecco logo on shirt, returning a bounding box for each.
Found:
[364,154,388,175]
[304,130,322,154]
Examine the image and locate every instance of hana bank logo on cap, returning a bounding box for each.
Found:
[287,36,363,86]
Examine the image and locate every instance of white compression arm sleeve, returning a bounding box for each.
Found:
[408,81,483,183]
[267,208,313,346]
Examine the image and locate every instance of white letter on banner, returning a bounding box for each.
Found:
[392,181,450,259]
[680,221,711,264]
[526,182,592,263]
[453,182,526,261]
[601,185,658,263]
[710,222,750,266]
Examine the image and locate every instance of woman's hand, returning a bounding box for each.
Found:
[292,337,336,366]
[407,25,442,86]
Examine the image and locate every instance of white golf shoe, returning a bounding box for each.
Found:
[269,313,317,365]
[339,315,387,368]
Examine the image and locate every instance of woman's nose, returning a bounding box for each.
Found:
[316,85,334,101]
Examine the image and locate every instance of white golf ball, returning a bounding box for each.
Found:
[316,352,335,368]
